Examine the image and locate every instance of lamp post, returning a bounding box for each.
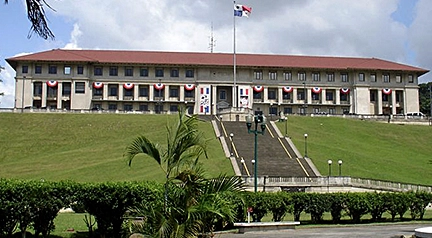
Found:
[229,133,234,156]
[240,158,245,175]
[304,133,308,158]
[338,160,343,176]
[285,115,288,137]
[246,113,266,193]
[327,159,332,176]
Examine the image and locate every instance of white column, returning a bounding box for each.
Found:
[57,82,63,109]
[391,90,397,114]
[212,85,217,115]
[377,90,383,115]
[293,88,298,104]
[335,89,340,105]
[134,84,139,101]
[103,84,108,100]
[42,82,47,108]
[321,89,326,104]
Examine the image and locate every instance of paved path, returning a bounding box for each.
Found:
[215,224,432,238]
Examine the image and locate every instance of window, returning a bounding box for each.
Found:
[254,70,263,80]
[312,72,320,81]
[341,73,349,82]
[268,89,277,100]
[139,86,148,97]
[269,71,277,80]
[170,105,178,112]
[108,104,117,110]
[139,104,149,111]
[124,104,133,111]
[170,68,179,77]
[312,92,320,100]
[125,67,133,77]
[75,82,85,94]
[219,90,226,100]
[358,73,365,82]
[370,91,376,102]
[94,67,103,76]
[62,82,71,96]
[185,69,194,78]
[269,107,277,115]
[22,65,28,74]
[77,66,84,75]
[64,66,71,75]
[326,91,334,101]
[253,91,262,99]
[35,65,42,74]
[155,68,164,77]
[283,92,291,100]
[298,72,306,81]
[124,88,133,97]
[49,65,57,74]
[283,71,292,81]
[383,74,390,83]
[396,75,402,83]
[370,73,377,82]
[33,82,42,96]
[327,73,335,82]
[109,85,118,96]
[93,87,103,96]
[47,86,57,98]
[169,87,179,97]
[297,89,305,100]
[140,68,149,77]
[283,107,292,114]
[408,74,414,83]
[109,67,118,76]
[185,90,194,98]
[382,94,389,102]
[329,108,335,114]
[340,94,348,101]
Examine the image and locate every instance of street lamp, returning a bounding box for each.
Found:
[229,133,234,156]
[240,158,245,175]
[246,113,266,193]
[328,159,333,176]
[338,160,343,176]
[304,133,308,158]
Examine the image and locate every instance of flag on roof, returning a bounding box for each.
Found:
[234,4,252,17]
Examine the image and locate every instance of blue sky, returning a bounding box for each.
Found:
[1,0,431,108]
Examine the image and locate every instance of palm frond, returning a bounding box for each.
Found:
[124,135,163,168]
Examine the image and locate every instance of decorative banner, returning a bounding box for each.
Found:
[340,88,350,94]
[199,86,211,114]
[184,84,195,91]
[239,87,249,108]
[46,80,58,87]
[282,86,293,93]
[154,83,165,90]
[123,83,134,89]
[253,85,264,92]
[312,87,322,94]
[93,82,103,89]
[382,88,392,95]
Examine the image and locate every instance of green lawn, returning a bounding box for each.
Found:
[276,115,432,185]
[0,113,233,182]
[1,113,431,185]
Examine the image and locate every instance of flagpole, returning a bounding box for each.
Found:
[233,0,237,111]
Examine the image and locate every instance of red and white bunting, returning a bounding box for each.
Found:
[46,80,58,87]
[312,87,322,94]
[382,88,392,95]
[340,88,350,94]
[282,86,293,93]
[154,83,165,90]
[253,85,264,92]
[93,82,103,89]
[123,83,134,90]
[184,84,195,91]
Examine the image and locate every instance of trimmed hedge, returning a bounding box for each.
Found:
[0,179,431,237]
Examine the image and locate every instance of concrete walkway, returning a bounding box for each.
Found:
[215,224,432,238]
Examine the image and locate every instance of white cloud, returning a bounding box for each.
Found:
[63,23,82,49]
[0,64,16,108]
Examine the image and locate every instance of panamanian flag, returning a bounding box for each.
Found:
[234,4,252,17]
[199,86,211,114]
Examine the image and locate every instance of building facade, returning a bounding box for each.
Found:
[6,49,429,116]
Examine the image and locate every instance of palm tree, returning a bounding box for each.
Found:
[124,110,244,237]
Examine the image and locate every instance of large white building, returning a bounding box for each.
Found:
[6,49,429,116]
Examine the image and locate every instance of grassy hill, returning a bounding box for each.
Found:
[276,115,432,185]
[1,112,431,185]
[0,112,233,182]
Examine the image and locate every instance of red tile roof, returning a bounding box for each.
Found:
[6,49,429,75]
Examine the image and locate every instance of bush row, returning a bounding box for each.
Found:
[241,191,432,223]
[1,179,431,237]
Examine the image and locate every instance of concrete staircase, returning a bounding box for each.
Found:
[215,119,318,178]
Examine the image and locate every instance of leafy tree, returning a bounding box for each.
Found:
[4,0,55,39]
[419,82,432,116]
[366,192,387,222]
[304,193,330,223]
[327,193,346,224]
[345,193,369,223]
[291,193,308,221]
[267,192,290,222]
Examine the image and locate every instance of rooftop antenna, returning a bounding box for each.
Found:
[208,22,216,53]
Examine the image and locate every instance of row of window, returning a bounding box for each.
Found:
[23,65,195,78]
[253,71,414,83]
